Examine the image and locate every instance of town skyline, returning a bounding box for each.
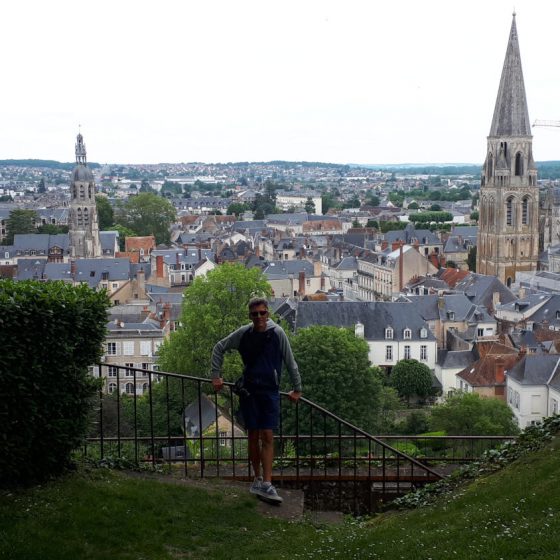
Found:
[2,1,560,165]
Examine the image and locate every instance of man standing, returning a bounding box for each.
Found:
[211,297,302,504]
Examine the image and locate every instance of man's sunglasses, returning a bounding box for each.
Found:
[250,310,268,318]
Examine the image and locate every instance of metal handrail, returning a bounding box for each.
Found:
[87,364,485,513]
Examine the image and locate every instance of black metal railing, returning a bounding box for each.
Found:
[82,365,511,513]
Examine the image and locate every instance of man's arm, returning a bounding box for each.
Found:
[210,325,249,390]
[275,326,302,394]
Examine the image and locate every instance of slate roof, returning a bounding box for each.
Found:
[295,301,435,341]
[74,258,132,288]
[16,258,47,280]
[402,294,492,323]
[437,349,476,369]
[454,273,516,309]
[100,231,118,254]
[507,354,560,386]
[524,295,560,326]
[183,394,230,437]
[264,260,315,277]
[14,233,69,252]
[336,256,358,271]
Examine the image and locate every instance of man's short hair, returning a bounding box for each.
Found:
[248,296,268,310]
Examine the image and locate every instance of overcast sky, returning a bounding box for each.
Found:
[2,0,560,165]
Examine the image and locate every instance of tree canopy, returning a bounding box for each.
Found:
[4,209,38,244]
[116,193,176,245]
[430,392,519,436]
[290,326,399,433]
[95,195,114,230]
[390,359,434,404]
[158,263,272,379]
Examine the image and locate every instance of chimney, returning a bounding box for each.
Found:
[495,357,505,384]
[381,240,388,251]
[518,345,527,359]
[136,267,146,299]
[70,259,76,277]
[198,246,202,261]
[355,322,364,339]
[392,241,400,252]
[300,246,306,259]
[399,241,404,292]
[313,260,322,277]
[518,286,526,299]
[493,291,501,308]
[176,252,180,267]
[299,271,305,295]
[156,255,164,278]
[439,255,446,269]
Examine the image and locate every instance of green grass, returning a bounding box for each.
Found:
[2,437,560,560]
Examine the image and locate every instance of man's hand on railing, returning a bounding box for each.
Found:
[288,390,302,402]
[212,377,224,392]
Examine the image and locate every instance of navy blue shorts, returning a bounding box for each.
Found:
[240,391,280,430]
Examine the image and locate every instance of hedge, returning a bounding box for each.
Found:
[0,279,109,486]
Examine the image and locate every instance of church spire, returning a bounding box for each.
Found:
[75,131,87,165]
[489,13,531,137]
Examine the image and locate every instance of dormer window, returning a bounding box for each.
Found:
[556,311,560,320]
[385,327,393,340]
[403,328,412,340]
[447,311,455,321]
[420,327,428,339]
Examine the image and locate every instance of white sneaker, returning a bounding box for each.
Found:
[250,476,263,494]
[257,482,283,503]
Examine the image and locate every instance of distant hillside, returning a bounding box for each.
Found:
[0,159,101,170]
[358,160,560,179]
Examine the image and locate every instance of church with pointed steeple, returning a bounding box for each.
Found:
[68,132,102,258]
[477,14,539,287]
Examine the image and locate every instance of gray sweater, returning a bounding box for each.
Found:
[211,319,302,392]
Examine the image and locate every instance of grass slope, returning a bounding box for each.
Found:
[1,437,560,560]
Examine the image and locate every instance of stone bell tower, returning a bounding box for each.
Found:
[68,132,102,258]
[476,14,539,287]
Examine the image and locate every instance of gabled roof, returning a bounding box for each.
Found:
[437,349,476,370]
[404,294,491,323]
[295,301,435,341]
[507,354,560,386]
[454,273,516,309]
[457,342,519,387]
[74,258,132,288]
[264,260,315,277]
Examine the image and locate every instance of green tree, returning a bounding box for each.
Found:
[4,209,38,244]
[430,204,442,211]
[366,194,380,207]
[343,195,361,209]
[366,219,379,229]
[158,263,272,379]
[321,192,338,214]
[37,178,46,193]
[470,210,479,223]
[227,202,249,216]
[113,224,138,251]
[390,359,433,404]
[290,326,399,433]
[430,392,519,435]
[37,224,69,235]
[116,193,177,245]
[95,195,114,230]
[467,246,477,272]
[304,197,316,214]
[445,260,458,269]
[408,202,419,210]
